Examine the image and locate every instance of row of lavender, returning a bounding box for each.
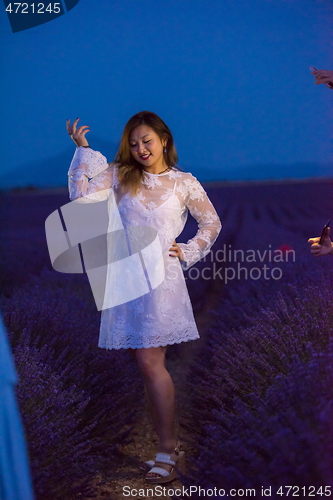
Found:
[1,180,332,497]
[0,192,144,499]
[180,181,333,497]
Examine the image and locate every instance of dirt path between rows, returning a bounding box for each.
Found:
[93,277,224,500]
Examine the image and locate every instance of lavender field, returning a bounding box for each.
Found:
[1,179,333,499]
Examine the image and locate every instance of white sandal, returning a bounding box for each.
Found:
[140,459,155,472]
[145,448,185,484]
[140,441,183,472]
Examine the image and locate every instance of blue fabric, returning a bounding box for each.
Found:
[0,314,35,500]
[0,315,17,384]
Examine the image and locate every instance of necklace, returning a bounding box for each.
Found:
[158,166,171,174]
[144,166,171,175]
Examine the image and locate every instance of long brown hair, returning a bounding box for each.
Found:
[114,111,179,196]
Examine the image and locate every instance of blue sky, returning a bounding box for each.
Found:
[0,0,332,188]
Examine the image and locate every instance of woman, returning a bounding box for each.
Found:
[66,111,221,483]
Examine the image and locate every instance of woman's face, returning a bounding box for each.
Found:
[129,124,167,170]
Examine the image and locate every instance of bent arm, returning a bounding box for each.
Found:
[68,147,113,203]
[177,175,222,270]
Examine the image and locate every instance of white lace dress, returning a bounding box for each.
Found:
[68,147,222,350]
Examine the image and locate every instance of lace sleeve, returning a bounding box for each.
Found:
[176,174,222,270]
[68,147,113,203]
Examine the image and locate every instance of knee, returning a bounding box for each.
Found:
[136,354,163,380]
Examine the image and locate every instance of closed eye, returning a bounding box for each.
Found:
[129,140,151,147]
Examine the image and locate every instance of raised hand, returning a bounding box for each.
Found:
[310,69,333,88]
[308,227,333,257]
[66,117,90,147]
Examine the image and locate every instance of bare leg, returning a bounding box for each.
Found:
[131,346,178,477]
[129,349,160,432]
